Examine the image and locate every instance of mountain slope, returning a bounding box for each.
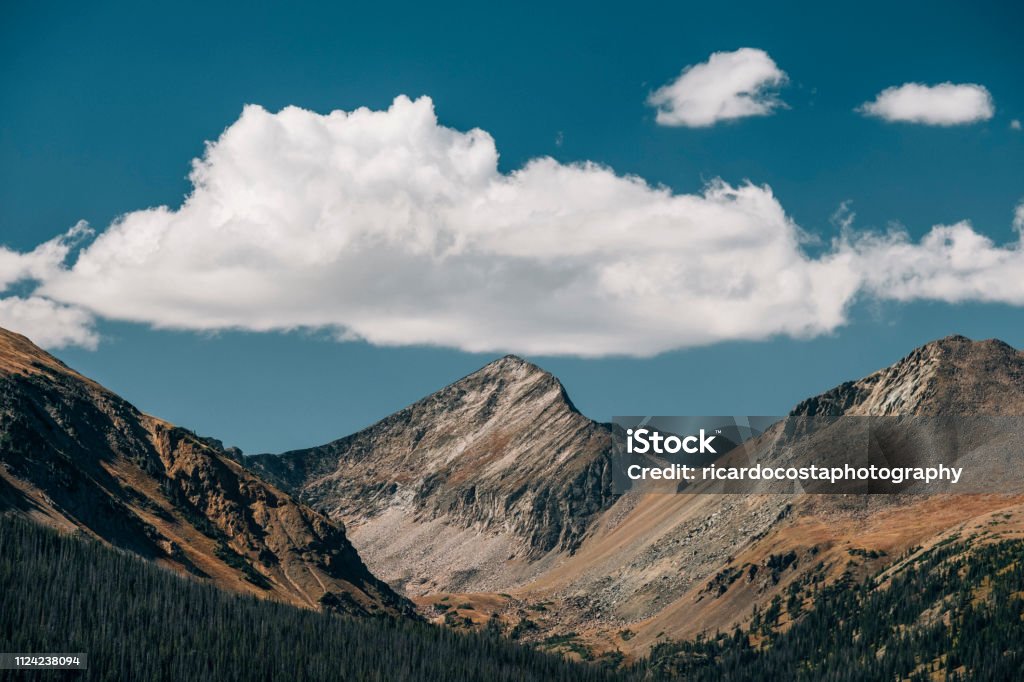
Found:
[0,327,409,617]
[644,527,1024,680]
[249,355,616,593]
[611,335,1024,652]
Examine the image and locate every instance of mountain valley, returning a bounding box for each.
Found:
[5,327,1024,669]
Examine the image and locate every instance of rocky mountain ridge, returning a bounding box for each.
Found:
[7,327,1024,661]
[249,355,617,592]
[0,327,410,617]
[249,334,1024,659]
[791,335,1024,416]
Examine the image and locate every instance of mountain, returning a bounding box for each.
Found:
[248,334,1024,664]
[791,335,1024,416]
[6,330,1022,678]
[606,335,1024,653]
[249,355,616,593]
[0,327,410,617]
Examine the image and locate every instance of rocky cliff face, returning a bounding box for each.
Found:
[249,355,617,592]
[0,328,411,617]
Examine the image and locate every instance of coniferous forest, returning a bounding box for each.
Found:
[3,513,1024,681]
[0,515,638,682]
[646,533,1024,681]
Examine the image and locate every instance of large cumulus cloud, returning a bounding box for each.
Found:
[1,96,1021,355]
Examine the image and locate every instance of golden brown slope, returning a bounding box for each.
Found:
[0,327,411,617]
[542,335,1024,657]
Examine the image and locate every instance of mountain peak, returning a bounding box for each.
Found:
[792,334,1024,417]
[419,354,577,417]
[476,353,549,377]
[250,355,613,592]
[922,334,1018,355]
[0,326,411,617]
[498,353,531,364]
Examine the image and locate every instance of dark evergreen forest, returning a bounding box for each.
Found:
[0,515,637,682]
[647,533,1024,681]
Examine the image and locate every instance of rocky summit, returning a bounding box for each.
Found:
[791,335,1024,417]
[6,326,1024,662]
[249,355,617,593]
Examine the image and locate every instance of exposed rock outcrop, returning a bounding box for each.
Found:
[252,334,1024,656]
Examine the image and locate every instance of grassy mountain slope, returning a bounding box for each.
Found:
[647,520,1024,680]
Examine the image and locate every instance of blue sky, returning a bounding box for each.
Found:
[2,0,1022,453]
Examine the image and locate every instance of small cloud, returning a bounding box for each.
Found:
[555,131,564,147]
[858,82,994,126]
[0,221,97,349]
[1014,200,1024,234]
[647,48,787,128]
[830,200,856,233]
[1012,119,1022,130]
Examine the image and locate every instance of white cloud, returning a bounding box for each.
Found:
[1014,200,1024,234]
[2,96,1023,357]
[34,97,856,357]
[851,221,1024,304]
[1012,119,1022,131]
[858,82,994,126]
[0,222,91,290]
[0,297,97,350]
[0,223,97,349]
[647,48,787,127]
